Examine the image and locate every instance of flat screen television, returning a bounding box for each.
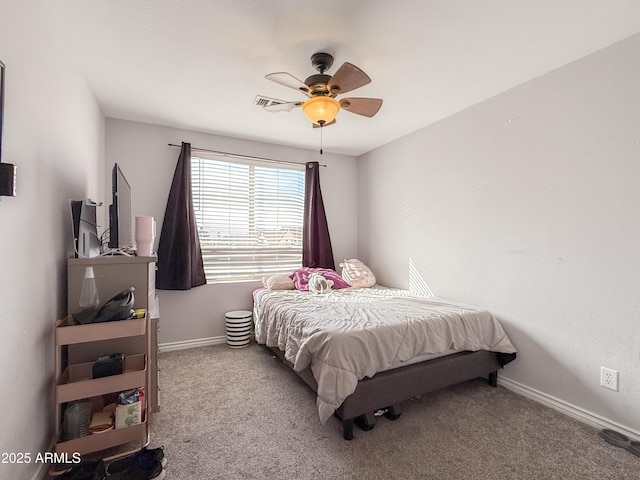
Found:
[108,163,133,250]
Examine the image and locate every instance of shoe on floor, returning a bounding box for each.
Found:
[58,459,105,480]
[105,459,164,480]
[105,446,166,479]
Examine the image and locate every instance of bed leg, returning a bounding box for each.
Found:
[488,371,498,387]
[342,419,355,440]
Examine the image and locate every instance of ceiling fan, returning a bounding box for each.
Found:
[261,52,383,128]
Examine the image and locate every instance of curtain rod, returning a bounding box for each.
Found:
[167,144,326,168]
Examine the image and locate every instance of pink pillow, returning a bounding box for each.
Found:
[290,267,350,291]
[340,259,376,287]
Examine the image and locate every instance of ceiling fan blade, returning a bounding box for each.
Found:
[339,98,383,117]
[263,101,303,113]
[265,72,310,95]
[312,119,337,128]
[327,62,371,95]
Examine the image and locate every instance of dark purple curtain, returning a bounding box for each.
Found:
[302,161,335,270]
[156,142,206,290]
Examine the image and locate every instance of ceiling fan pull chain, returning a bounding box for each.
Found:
[320,124,323,155]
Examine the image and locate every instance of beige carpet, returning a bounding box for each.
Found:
[150,343,639,480]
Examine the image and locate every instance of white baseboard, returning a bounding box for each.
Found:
[159,335,227,353]
[499,376,640,441]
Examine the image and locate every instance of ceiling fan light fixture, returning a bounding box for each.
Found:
[302,96,339,125]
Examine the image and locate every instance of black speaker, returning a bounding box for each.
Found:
[92,353,124,379]
[70,198,101,257]
[0,163,15,196]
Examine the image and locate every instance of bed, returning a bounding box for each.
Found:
[253,285,517,440]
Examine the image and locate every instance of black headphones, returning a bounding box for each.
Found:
[73,287,136,325]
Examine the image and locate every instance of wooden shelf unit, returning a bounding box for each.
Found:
[53,256,159,459]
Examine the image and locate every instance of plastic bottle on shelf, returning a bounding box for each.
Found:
[62,400,92,440]
[78,266,100,309]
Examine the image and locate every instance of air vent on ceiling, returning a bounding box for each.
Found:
[253,95,284,108]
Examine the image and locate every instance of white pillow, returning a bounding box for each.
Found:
[262,274,295,290]
[339,259,376,288]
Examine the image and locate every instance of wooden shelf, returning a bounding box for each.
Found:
[55,420,148,457]
[54,257,157,460]
[56,316,146,345]
[56,354,146,403]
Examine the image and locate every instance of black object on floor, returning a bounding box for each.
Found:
[105,446,166,479]
[58,459,105,480]
[599,429,640,457]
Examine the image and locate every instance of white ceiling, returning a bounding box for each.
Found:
[46,0,640,156]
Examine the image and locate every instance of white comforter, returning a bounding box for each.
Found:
[253,287,516,423]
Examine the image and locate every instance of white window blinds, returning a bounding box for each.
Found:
[191,155,305,282]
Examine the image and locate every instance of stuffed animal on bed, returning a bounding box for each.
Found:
[307,273,334,294]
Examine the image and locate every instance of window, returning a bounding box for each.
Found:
[191,155,305,282]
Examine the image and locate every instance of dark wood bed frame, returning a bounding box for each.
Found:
[268,346,502,440]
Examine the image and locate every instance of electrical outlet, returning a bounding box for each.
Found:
[600,367,619,391]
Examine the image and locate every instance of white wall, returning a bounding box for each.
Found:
[0,2,105,479]
[358,33,640,436]
[105,119,358,345]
